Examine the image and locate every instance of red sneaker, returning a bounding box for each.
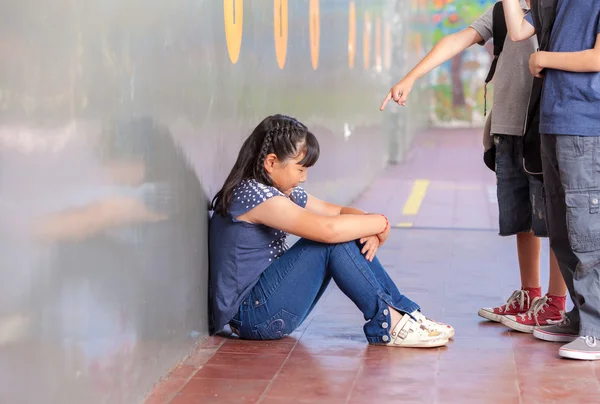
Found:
[478,288,542,322]
[501,294,566,333]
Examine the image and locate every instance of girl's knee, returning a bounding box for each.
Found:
[336,240,363,252]
[296,238,328,248]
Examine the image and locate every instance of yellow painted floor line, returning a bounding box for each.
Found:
[396,222,414,228]
[402,179,430,216]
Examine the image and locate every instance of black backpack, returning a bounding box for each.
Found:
[482,1,558,178]
[522,0,558,182]
[482,1,508,172]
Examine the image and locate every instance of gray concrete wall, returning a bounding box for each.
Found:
[0,0,429,403]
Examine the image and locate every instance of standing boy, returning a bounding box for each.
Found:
[504,0,600,359]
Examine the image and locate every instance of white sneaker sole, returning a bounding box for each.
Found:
[388,337,449,348]
[559,348,600,360]
[478,308,502,323]
[533,328,578,343]
[500,315,535,333]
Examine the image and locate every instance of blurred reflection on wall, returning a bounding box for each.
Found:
[0,117,206,403]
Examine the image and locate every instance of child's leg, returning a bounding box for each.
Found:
[231,239,332,340]
[233,239,448,347]
[516,232,541,289]
[547,135,600,360]
[325,241,421,340]
[342,243,454,339]
[531,135,580,343]
[499,142,570,332]
[541,135,581,322]
[479,135,542,322]
[527,174,568,297]
[357,252,418,315]
[547,248,567,296]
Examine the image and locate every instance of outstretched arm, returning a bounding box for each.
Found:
[380,27,483,110]
[503,0,536,41]
[530,34,600,75]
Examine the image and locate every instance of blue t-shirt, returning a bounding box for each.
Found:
[526,1,600,136]
[208,179,308,333]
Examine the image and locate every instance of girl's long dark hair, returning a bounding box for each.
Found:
[211,114,319,216]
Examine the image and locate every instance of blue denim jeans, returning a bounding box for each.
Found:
[542,134,600,338]
[494,134,548,237]
[230,239,420,344]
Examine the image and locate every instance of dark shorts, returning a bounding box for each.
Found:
[494,134,548,237]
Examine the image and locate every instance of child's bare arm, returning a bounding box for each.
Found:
[503,0,536,41]
[530,34,600,74]
[380,27,483,110]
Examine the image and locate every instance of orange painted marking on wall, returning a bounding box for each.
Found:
[363,12,371,70]
[309,0,320,70]
[375,16,382,70]
[384,22,392,70]
[274,0,288,69]
[348,1,356,69]
[224,0,243,64]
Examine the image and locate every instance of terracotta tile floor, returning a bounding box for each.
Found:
[145,129,600,403]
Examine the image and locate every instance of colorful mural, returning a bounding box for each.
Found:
[427,0,496,126]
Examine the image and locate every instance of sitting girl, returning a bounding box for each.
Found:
[209,114,454,348]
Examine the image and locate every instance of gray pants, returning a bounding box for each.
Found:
[542,134,600,338]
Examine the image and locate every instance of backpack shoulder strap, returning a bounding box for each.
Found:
[485,1,508,84]
[530,0,558,50]
[530,0,543,43]
[492,2,508,58]
[483,1,508,116]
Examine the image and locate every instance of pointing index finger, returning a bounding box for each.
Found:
[380,91,392,111]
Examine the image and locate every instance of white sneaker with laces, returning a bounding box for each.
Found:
[385,313,449,348]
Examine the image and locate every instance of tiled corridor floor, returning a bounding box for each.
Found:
[145,129,600,404]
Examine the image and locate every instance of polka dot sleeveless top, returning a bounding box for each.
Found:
[232,180,293,260]
[209,179,308,333]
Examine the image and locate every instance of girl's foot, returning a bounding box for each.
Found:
[386,313,449,348]
[412,311,455,339]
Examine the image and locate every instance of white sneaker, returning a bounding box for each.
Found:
[385,313,449,348]
[412,311,455,339]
